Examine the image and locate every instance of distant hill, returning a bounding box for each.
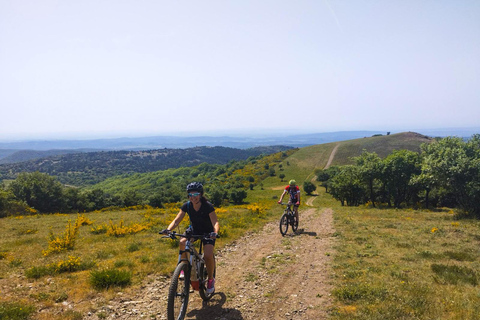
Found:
[276,132,433,183]
[87,132,433,200]
[0,145,292,186]
[0,131,386,152]
[0,149,102,165]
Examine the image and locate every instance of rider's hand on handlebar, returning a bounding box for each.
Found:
[277,200,282,204]
[159,229,170,235]
[209,232,218,239]
[296,202,300,206]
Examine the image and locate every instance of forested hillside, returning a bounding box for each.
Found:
[0,146,291,186]
[0,149,102,165]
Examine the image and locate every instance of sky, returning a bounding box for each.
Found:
[1,0,479,140]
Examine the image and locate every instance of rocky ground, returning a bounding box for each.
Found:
[84,203,336,320]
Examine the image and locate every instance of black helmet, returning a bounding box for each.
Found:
[186,182,203,193]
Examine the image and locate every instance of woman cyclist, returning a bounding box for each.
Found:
[278,179,301,225]
[162,182,220,294]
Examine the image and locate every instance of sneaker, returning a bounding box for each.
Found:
[206,278,215,294]
[179,270,185,279]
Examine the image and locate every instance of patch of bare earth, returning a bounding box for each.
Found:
[85,206,335,320]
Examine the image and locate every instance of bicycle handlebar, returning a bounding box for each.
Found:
[159,230,220,240]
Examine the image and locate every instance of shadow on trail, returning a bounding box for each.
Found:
[281,229,317,238]
[187,292,244,320]
[296,228,317,237]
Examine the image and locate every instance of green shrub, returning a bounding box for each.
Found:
[90,269,132,290]
[127,242,141,252]
[25,266,53,279]
[333,283,388,303]
[0,301,35,320]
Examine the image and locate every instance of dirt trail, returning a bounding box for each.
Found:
[325,144,339,169]
[87,203,335,320]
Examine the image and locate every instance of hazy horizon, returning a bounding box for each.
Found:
[1,126,479,144]
[1,1,479,140]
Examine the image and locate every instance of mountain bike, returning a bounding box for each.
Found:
[161,230,219,320]
[279,202,298,236]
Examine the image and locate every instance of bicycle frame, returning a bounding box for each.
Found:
[279,202,298,236]
[177,235,205,290]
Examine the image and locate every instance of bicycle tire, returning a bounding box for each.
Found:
[199,260,216,301]
[291,213,298,232]
[167,262,190,320]
[279,213,289,236]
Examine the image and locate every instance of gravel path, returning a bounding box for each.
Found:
[85,204,336,320]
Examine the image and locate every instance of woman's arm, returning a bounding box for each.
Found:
[166,209,186,231]
[209,211,220,237]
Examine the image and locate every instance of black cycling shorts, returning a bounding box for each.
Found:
[202,238,216,246]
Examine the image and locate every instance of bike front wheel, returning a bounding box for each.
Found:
[199,260,216,301]
[279,213,289,236]
[167,262,190,320]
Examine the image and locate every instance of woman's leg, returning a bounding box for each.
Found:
[203,244,215,279]
[179,237,187,261]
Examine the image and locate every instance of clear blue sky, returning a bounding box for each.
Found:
[1,0,479,140]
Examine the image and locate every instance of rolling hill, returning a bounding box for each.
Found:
[89,132,433,200]
[276,132,432,182]
[0,145,292,186]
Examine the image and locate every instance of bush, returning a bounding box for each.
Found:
[90,269,132,290]
[229,189,247,204]
[0,301,36,320]
[303,181,316,195]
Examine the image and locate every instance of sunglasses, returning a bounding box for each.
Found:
[188,192,201,197]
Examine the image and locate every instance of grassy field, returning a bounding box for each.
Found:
[2,132,478,320]
[325,195,480,319]
[0,202,284,319]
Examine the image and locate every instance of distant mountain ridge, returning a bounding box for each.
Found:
[1,127,477,155]
[0,149,102,165]
[0,131,388,152]
[0,145,292,186]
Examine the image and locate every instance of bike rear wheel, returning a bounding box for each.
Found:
[167,262,190,320]
[279,213,289,236]
[199,260,216,301]
[291,213,298,232]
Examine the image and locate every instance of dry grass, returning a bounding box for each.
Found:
[330,201,480,320]
[0,202,279,319]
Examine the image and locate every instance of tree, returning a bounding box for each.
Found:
[382,150,421,208]
[419,135,480,217]
[122,190,142,207]
[208,186,226,207]
[64,187,88,212]
[229,189,247,204]
[316,166,340,193]
[0,188,31,217]
[279,173,286,181]
[353,151,383,207]
[329,165,365,206]
[8,172,65,213]
[303,181,316,195]
[86,188,108,211]
[148,194,164,208]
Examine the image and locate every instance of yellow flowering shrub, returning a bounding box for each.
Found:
[42,220,80,256]
[106,219,151,237]
[50,256,82,273]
